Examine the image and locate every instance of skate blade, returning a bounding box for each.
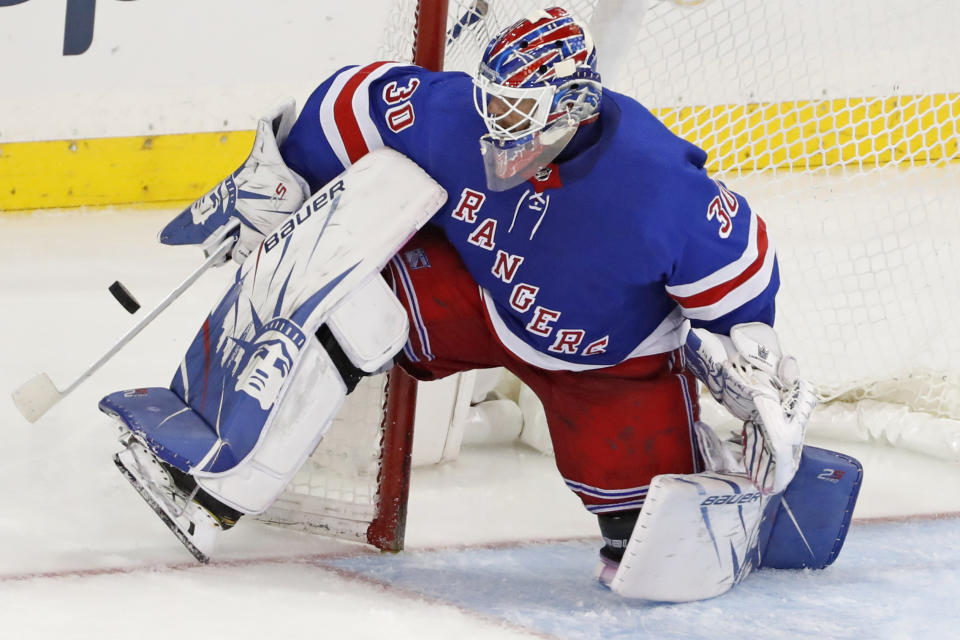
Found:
[114,453,210,564]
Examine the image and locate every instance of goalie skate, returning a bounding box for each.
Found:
[114,436,224,563]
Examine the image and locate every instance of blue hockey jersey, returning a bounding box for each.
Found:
[280,62,778,371]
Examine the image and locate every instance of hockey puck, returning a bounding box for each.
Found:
[109,280,141,314]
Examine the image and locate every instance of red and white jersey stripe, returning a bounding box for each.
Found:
[665,212,777,322]
[318,62,408,169]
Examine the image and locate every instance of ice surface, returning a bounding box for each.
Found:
[4,1,960,636]
[330,518,960,640]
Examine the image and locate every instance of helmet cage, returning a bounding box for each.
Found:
[470,7,603,190]
[473,50,602,146]
[473,75,557,143]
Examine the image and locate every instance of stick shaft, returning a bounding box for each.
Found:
[60,235,235,396]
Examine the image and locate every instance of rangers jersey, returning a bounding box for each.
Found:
[280,62,778,371]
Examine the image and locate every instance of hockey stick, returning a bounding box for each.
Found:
[11,225,239,423]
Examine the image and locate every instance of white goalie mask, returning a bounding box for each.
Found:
[472,7,602,191]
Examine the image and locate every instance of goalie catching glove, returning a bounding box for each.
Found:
[159,100,310,263]
[684,322,817,495]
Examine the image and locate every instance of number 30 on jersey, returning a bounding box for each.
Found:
[706,179,740,238]
[382,78,420,133]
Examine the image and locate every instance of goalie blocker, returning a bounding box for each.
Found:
[101,141,447,562]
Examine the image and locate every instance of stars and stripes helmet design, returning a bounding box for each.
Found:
[473,7,602,190]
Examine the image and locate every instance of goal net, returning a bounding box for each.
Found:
[264,0,960,549]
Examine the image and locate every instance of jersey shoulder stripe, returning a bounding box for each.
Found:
[319,61,409,169]
[668,216,770,308]
[666,206,762,298]
[667,214,777,321]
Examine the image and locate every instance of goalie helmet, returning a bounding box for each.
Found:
[473,6,602,190]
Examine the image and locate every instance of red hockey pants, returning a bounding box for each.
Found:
[385,226,701,514]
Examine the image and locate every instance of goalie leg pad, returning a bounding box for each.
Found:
[102,327,368,519]
[195,277,408,514]
[759,446,862,570]
[100,388,218,471]
[193,337,349,514]
[610,472,774,602]
[102,325,375,517]
[106,148,445,519]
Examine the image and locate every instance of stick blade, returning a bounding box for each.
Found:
[12,373,63,423]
